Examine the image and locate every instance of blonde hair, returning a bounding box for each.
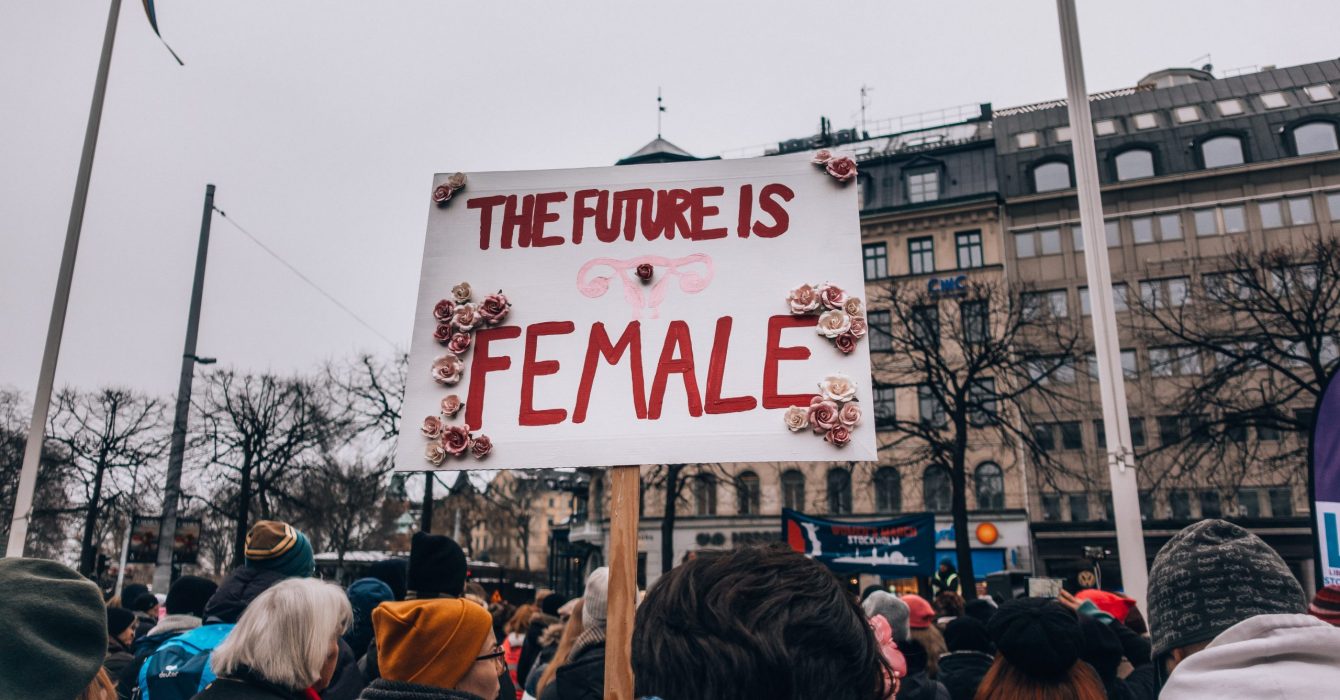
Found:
[212,578,351,691]
[536,600,584,697]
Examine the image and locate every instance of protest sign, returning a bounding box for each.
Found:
[397,153,876,471]
[127,514,201,564]
[782,508,937,578]
[1311,369,1340,586]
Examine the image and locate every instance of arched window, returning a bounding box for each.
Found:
[693,473,717,516]
[827,468,853,515]
[923,465,952,513]
[781,470,806,511]
[1033,161,1071,193]
[1201,135,1245,168]
[1293,121,1340,156]
[1114,148,1155,181]
[874,467,901,513]
[975,462,1005,510]
[736,471,761,515]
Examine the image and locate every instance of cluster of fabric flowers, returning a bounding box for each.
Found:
[431,172,467,205]
[786,282,867,354]
[421,394,491,464]
[429,282,510,385]
[783,373,862,447]
[811,149,857,182]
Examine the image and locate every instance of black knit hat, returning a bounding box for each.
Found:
[107,607,137,637]
[120,583,150,608]
[944,616,994,654]
[963,598,997,625]
[165,575,219,617]
[0,558,108,700]
[987,598,1081,679]
[408,532,467,597]
[541,593,569,617]
[367,559,409,601]
[1077,616,1122,681]
[1147,519,1306,657]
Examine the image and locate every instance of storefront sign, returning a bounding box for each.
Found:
[783,508,936,577]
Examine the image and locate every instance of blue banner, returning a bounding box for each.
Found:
[1311,369,1340,586]
[782,508,937,577]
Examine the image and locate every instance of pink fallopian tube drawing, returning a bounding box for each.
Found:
[576,254,715,319]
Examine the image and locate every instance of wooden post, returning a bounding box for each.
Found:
[604,465,640,700]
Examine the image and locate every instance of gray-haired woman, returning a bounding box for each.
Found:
[193,578,352,700]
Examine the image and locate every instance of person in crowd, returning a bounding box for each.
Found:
[631,546,891,700]
[105,607,138,679]
[128,589,163,640]
[117,583,151,613]
[463,582,490,608]
[531,600,582,700]
[897,637,949,700]
[902,594,946,679]
[490,601,516,646]
[1076,616,1132,700]
[934,591,965,626]
[539,569,607,700]
[975,597,1107,700]
[516,594,565,688]
[862,591,911,643]
[1309,583,1340,626]
[962,598,996,626]
[193,578,351,700]
[357,597,502,700]
[936,617,994,700]
[365,560,408,602]
[80,669,120,700]
[345,578,395,663]
[501,604,535,698]
[0,558,109,700]
[1140,519,1340,698]
[406,531,468,599]
[117,575,220,698]
[931,560,960,597]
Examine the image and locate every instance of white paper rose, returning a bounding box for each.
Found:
[783,405,810,432]
[787,283,821,314]
[819,373,858,403]
[815,309,852,338]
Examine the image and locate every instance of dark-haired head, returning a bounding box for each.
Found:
[632,544,889,700]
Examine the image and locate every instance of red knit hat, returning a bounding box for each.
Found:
[1075,589,1136,623]
[1308,584,1340,627]
[900,594,936,629]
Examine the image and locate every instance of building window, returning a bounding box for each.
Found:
[1133,113,1158,130]
[1139,491,1155,520]
[1288,196,1316,225]
[1216,99,1245,116]
[1305,84,1336,102]
[734,471,760,515]
[1041,493,1062,521]
[781,470,806,511]
[693,473,717,516]
[827,468,853,514]
[1131,216,1155,244]
[1115,149,1155,181]
[1140,277,1189,308]
[1170,490,1192,519]
[1095,416,1146,448]
[1330,192,1340,220]
[1259,200,1284,228]
[1195,206,1246,236]
[1094,119,1118,136]
[911,304,940,348]
[909,237,935,275]
[1079,287,1091,315]
[874,467,901,513]
[968,378,997,425]
[1158,416,1183,445]
[1059,421,1083,450]
[923,465,952,513]
[1193,208,1219,235]
[1021,290,1068,320]
[1033,161,1071,193]
[1157,213,1183,240]
[862,243,888,279]
[961,300,989,344]
[956,231,984,269]
[874,384,897,428]
[1269,487,1293,517]
[867,310,892,351]
[1054,126,1072,142]
[1069,494,1091,522]
[1034,423,1056,452]
[1201,135,1245,168]
[1150,346,1200,376]
[918,385,946,428]
[1016,131,1039,148]
[1237,488,1262,518]
[1223,205,1247,233]
[907,169,940,203]
[1293,122,1339,156]
[975,462,1004,510]
[1199,490,1222,518]
[1014,227,1061,258]
[1106,220,1121,247]
[1173,106,1201,123]
[1112,283,1129,311]
[1260,92,1289,109]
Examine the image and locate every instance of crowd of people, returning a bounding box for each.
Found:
[4,517,1340,700]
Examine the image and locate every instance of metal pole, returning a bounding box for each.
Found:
[1055,0,1149,607]
[153,184,215,592]
[6,0,124,557]
[114,517,133,597]
[420,474,435,532]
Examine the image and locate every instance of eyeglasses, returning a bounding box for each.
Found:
[476,645,505,664]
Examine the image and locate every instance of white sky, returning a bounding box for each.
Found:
[3,1,1338,398]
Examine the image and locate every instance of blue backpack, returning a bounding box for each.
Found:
[136,623,234,700]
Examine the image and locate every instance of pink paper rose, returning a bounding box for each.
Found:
[818,283,848,310]
[825,425,852,446]
[479,293,510,324]
[432,184,454,204]
[447,332,472,354]
[431,353,465,385]
[421,415,443,439]
[808,397,840,432]
[636,263,654,282]
[432,324,454,345]
[783,405,810,432]
[848,315,868,339]
[835,333,857,354]
[424,441,446,466]
[811,149,833,165]
[470,434,493,459]
[433,299,456,322]
[440,394,463,417]
[826,155,857,182]
[451,282,472,304]
[844,297,864,317]
[816,309,852,338]
[452,303,480,332]
[839,401,862,428]
[440,425,473,456]
[787,283,821,314]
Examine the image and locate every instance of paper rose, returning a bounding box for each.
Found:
[440,425,473,456]
[470,434,493,459]
[819,373,858,403]
[825,155,857,182]
[787,283,821,314]
[446,172,467,190]
[848,315,867,339]
[825,425,852,447]
[433,324,454,345]
[432,183,454,204]
[811,149,833,165]
[838,401,862,428]
[635,263,654,282]
[447,332,472,354]
[424,441,447,466]
[421,415,443,439]
[783,405,811,432]
[818,283,848,310]
[844,297,864,317]
[834,333,857,354]
[451,282,472,304]
[440,394,463,417]
[808,397,840,432]
[451,303,480,332]
[433,299,456,323]
[816,309,852,338]
[431,353,465,385]
[479,293,510,325]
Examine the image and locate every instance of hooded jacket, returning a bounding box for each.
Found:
[205,568,291,624]
[935,651,993,700]
[1161,613,1340,699]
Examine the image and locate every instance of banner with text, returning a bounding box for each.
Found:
[398,154,876,470]
[1312,369,1340,587]
[782,508,937,578]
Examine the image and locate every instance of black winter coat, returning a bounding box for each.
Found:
[320,639,365,700]
[515,615,554,686]
[537,642,603,700]
[356,679,485,700]
[203,568,290,624]
[935,651,993,700]
[190,669,310,700]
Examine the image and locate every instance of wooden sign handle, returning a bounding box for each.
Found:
[604,464,640,700]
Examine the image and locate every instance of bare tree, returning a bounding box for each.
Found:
[46,387,167,576]
[869,278,1082,598]
[326,353,407,457]
[0,388,78,559]
[291,453,391,571]
[480,469,549,572]
[640,462,740,575]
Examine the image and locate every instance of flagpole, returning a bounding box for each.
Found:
[6,0,124,557]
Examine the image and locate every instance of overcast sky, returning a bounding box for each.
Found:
[3,1,1338,400]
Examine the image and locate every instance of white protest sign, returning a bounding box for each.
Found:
[397,153,877,471]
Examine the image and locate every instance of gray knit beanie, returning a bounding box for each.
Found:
[1148,519,1306,657]
[862,591,911,643]
[582,566,609,630]
[0,558,108,700]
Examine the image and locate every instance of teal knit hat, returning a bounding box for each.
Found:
[244,520,315,578]
[0,558,107,700]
